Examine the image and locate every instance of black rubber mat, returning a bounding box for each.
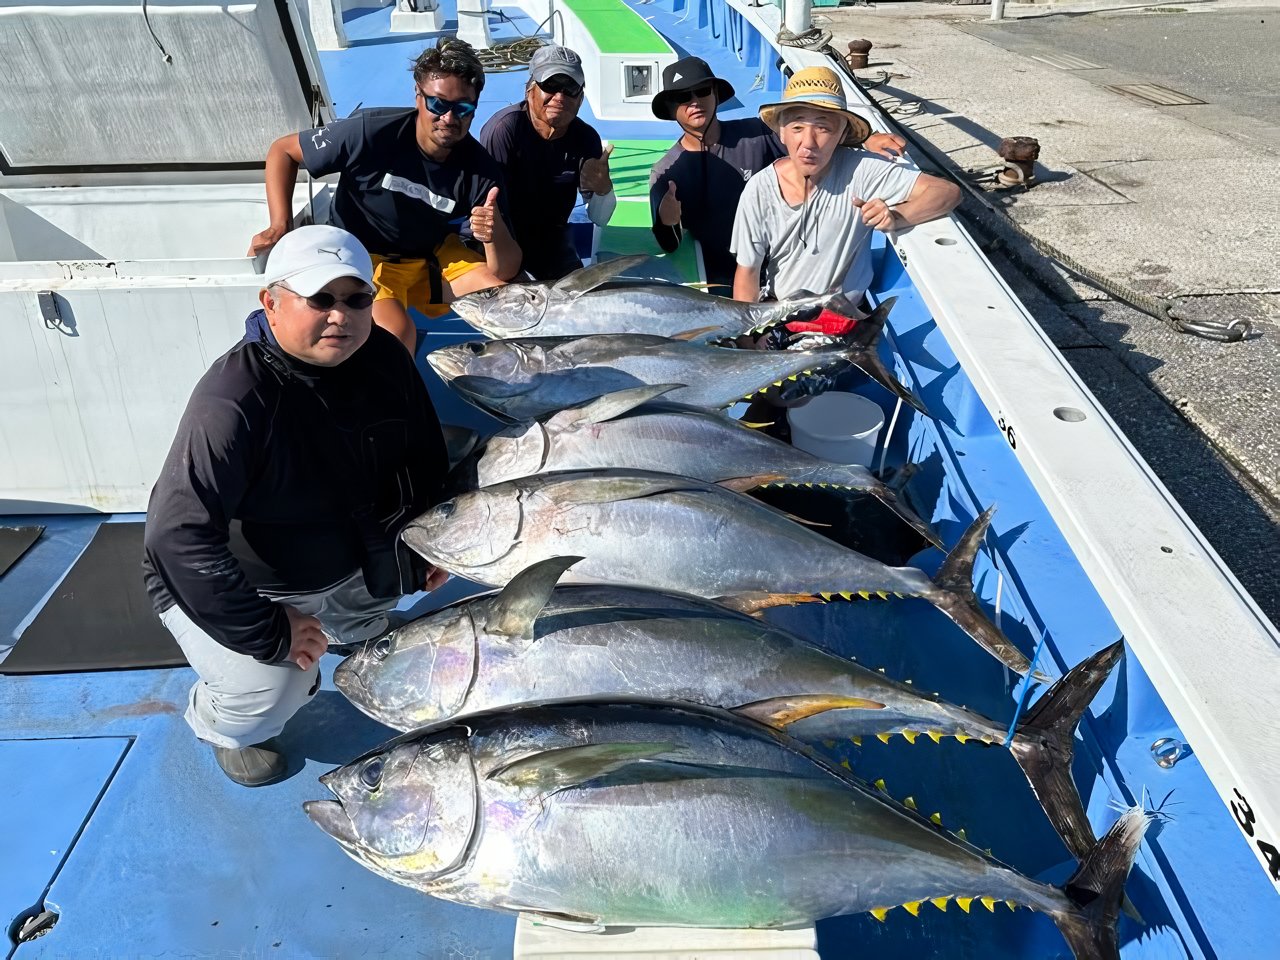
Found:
[1,523,187,674]
[0,525,43,578]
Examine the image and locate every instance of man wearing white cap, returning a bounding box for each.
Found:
[143,225,452,787]
[731,67,960,305]
[479,45,616,280]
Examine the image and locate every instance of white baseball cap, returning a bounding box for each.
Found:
[263,225,374,296]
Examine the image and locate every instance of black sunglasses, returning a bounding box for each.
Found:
[537,76,584,98]
[420,93,478,119]
[674,84,716,104]
[278,285,374,311]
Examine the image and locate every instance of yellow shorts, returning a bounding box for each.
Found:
[370,234,486,319]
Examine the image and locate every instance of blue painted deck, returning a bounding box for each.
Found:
[2,1,1276,957]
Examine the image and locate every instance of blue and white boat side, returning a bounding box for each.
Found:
[0,0,1277,957]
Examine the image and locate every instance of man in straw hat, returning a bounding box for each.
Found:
[649,57,903,296]
[731,66,959,306]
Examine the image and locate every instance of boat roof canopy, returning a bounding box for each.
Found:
[0,0,331,180]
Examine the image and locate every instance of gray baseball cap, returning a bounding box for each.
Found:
[529,45,585,87]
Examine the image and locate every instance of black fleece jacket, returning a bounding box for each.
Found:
[142,311,447,662]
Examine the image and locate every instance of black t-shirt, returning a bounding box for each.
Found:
[300,107,508,258]
[142,314,449,662]
[479,102,603,277]
[649,117,785,288]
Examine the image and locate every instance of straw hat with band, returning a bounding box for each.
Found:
[758,67,873,146]
[651,57,735,121]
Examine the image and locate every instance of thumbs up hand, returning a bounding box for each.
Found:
[658,180,682,227]
[470,186,500,243]
[580,143,615,196]
[852,196,897,232]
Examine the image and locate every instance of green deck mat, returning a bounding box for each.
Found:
[561,0,672,54]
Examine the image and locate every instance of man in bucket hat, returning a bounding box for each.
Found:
[649,57,903,295]
[480,45,616,281]
[731,66,959,305]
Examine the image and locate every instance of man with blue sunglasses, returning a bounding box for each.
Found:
[249,39,520,353]
[480,45,616,281]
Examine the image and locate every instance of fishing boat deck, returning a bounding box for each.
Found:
[2,1,1278,957]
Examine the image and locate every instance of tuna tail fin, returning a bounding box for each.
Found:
[923,506,1044,679]
[1051,806,1151,960]
[833,297,929,417]
[1009,641,1125,861]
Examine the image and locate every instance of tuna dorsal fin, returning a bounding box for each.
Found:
[717,472,787,493]
[551,254,651,296]
[483,556,583,642]
[487,742,682,792]
[547,385,684,429]
[733,695,886,728]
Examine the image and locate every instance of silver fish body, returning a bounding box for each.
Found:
[454,278,830,341]
[469,386,939,545]
[402,470,1033,676]
[427,334,860,422]
[304,701,1146,958]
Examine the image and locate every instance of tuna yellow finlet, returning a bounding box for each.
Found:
[956,897,973,913]
[902,730,918,744]
[869,907,890,922]
[850,736,862,746]
[877,732,892,744]
[927,730,944,743]
[903,796,917,810]
[873,778,887,791]
[955,828,967,842]
[954,733,971,744]
[930,812,943,825]
[1005,900,1017,911]
[981,897,997,912]
[840,759,851,770]
[930,897,950,912]
[902,901,921,917]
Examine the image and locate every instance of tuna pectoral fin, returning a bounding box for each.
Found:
[484,556,583,643]
[714,592,825,616]
[1051,807,1152,960]
[1010,641,1124,862]
[549,384,685,430]
[552,254,651,296]
[525,912,605,933]
[487,742,682,793]
[671,325,724,341]
[733,695,885,728]
[924,507,1040,678]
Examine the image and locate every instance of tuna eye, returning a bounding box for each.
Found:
[359,758,384,790]
[372,635,392,660]
[435,501,456,518]
[464,342,485,355]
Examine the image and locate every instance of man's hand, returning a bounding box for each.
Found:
[470,187,500,244]
[580,143,614,196]
[423,564,450,592]
[862,133,907,160]
[282,604,327,671]
[247,223,289,258]
[852,197,900,233]
[658,181,682,227]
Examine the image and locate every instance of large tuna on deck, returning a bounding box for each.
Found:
[427,299,925,422]
[402,469,1033,677]
[304,701,1148,959]
[451,253,836,342]
[336,556,1123,861]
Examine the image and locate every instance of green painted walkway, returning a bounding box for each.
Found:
[561,0,672,54]
[595,139,699,280]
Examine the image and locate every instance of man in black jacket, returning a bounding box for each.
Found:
[143,225,450,787]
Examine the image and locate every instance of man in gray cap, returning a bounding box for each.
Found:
[479,44,616,280]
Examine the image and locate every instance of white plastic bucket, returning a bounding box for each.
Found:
[787,392,886,467]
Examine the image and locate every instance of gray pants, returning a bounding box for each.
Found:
[160,569,397,749]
